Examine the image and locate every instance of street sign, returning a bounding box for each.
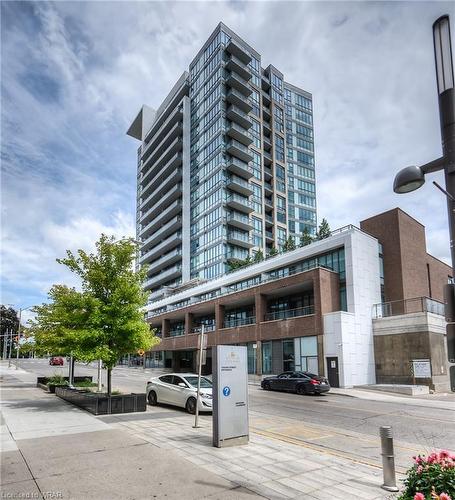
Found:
[412,359,432,378]
[213,345,249,448]
[196,349,206,366]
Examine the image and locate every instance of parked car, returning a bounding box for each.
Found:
[49,357,64,366]
[146,373,212,414]
[261,371,330,395]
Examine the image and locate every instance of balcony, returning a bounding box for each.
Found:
[140,152,182,198]
[264,305,315,322]
[225,39,252,65]
[227,230,254,249]
[226,139,253,163]
[262,90,271,106]
[372,297,445,319]
[140,183,182,226]
[264,165,273,178]
[262,106,271,121]
[226,212,253,231]
[224,316,256,329]
[265,214,273,226]
[264,198,274,212]
[263,135,272,151]
[141,215,182,252]
[140,168,182,212]
[226,193,254,214]
[262,120,271,133]
[143,264,182,290]
[265,230,274,242]
[226,104,252,129]
[226,121,253,147]
[147,248,182,276]
[226,88,253,113]
[140,200,182,239]
[263,151,272,166]
[226,157,253,180]
[141,106,183,160]
[141,121,182,166]
[225,54,252,82]
[140,232,182,265]
[141,136,182,181]
[264,181,273,193]
[226,175,253,197]
[261,74,271,90]
[226,72,251,97]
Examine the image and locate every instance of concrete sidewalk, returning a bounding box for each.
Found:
[1,362,404,499]
[0,365,260,499]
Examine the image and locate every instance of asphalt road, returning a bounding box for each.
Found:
[16,358,455,469]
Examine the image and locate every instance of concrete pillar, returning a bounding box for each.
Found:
[255,293,268,323]
[162,319,170,338]
[185,312,194,335]
[256,340,263,376]
[215,304,225,331]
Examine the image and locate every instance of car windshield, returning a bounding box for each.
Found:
[184,376,212,388]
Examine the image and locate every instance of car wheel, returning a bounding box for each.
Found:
[147,391,157,406]
[296,384,307,395]
[186,397,197,414]
[263,382,271,391]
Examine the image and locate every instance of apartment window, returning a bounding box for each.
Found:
[275,136,285,162]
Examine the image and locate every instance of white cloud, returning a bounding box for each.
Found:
[1,1,453,310]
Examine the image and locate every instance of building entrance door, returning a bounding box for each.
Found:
[327,357,339,388]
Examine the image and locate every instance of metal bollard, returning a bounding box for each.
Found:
[380,426,399,492]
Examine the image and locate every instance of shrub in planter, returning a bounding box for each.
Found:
[398,451,455,499]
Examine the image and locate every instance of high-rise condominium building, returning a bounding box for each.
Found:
[127,23,316,299]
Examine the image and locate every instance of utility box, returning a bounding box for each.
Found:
[212,345,249,448]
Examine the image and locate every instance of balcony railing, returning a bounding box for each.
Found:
[372,297,445,319]
[224,316,256,328]
[264,305,315,322]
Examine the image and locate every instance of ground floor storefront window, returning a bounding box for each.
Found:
[247,343,257,374]
[283,340,295,371]
[295,336,318,374]
[262,341,272,374]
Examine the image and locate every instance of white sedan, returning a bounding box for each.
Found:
[146,373,213,414]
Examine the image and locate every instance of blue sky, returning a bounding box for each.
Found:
[1,1,454,317]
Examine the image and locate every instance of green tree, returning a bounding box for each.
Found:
[299,227,314,247]
[0,305,19,357]
[268,247,278,258]
[316,218,331,240]
[31,235,159,396]
[253,249,264,263]
[282,236,296,252]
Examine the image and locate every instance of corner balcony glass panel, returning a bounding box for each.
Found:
[224,316,256,328]
[226,89,253,113]
[264,305,315,322]
[141,136,182,180]
[143,264,183,290]
[226,175,253,197]
[141,215,182,252]
[140,168,182,212]
[226,73,251,97]
[140,152,182,192]
[226,212,253,231]
[226,122,253,147]
[140,232,182,265]
[140,200,182,240]
[147,247,182,276]
[225,39,252,65]
[226,139,253,163]
[227,230,254,249]
[226,193,254,214]
[226,157,253,180]
[226,104,252,129]
[225,55,252,82]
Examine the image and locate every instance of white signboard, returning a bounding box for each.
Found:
[213,345,249,448]
[412,359,432,378]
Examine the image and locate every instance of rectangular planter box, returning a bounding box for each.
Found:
[55,386,146,415]
[37,376,93,393]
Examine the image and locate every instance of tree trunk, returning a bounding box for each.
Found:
[107,368,112,397]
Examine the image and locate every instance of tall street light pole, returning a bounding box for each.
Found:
[393,15,455,367]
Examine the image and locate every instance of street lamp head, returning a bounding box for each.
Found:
[393,166,426,194]
[433,15,454,94]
